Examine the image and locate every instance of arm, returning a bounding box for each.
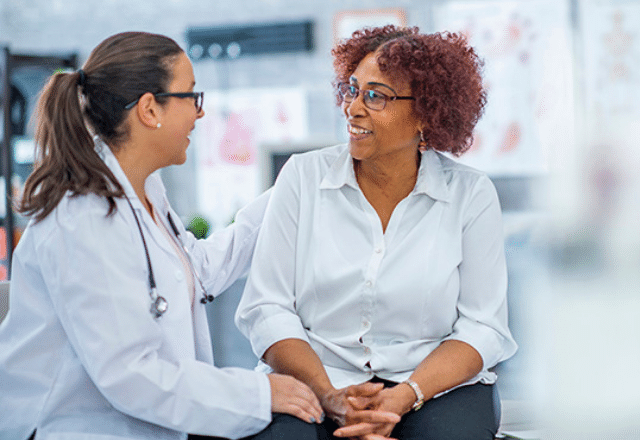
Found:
[38,197,274,438]
[266,339,400,430]
[335,341,482,438]
[184,188,272,297]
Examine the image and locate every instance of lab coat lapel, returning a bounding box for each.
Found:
[98,142,179,257]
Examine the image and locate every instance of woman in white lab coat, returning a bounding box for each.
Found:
[0,31,327,440]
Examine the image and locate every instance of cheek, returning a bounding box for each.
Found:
[341,102,349,116]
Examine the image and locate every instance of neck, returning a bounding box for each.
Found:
[355,149,421,193]
[112,142,156,217]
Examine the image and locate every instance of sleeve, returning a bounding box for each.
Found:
[38,198,271,438]
[235,157,311,359]
[444,175,518,369]
[181,188,271,297]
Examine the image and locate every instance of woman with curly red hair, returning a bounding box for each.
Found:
[237,25,517,440]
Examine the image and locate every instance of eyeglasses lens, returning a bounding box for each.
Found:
[339,84,386,111]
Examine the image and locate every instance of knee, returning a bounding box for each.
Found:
[426,421,496,440]
[250,414,319,440]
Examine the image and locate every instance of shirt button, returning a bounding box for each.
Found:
[364,347,371,355]
[362,320,370,328]
[175,270,183,281]
[365,280,372,287]
[375,247,382,253]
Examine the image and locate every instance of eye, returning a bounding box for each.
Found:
[364,90,386,103]
[346,85,358,97]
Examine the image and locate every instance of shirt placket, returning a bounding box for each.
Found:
[359,205,386,370]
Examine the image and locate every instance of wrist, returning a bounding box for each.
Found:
[401,379,425,412]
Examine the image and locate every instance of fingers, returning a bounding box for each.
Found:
[268,374,324,424]
[346,381,384,397]
[350,409,400,425]
[347,395,377,410]
[333,422,397,439]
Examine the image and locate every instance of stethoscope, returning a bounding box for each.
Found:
[125,196,214,319]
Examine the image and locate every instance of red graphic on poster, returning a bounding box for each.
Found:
[499,122,522,154]
[216,112,256,166]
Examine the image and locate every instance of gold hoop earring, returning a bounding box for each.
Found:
[418,131,428,150]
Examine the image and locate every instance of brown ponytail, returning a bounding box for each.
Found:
[18,32,183,222]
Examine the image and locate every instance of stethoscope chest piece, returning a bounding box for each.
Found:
[151,295,169,319]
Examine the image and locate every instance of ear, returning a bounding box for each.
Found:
[135,92,162,129]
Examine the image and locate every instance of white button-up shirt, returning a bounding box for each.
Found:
[236,144,517,391]
[0,142,271,440]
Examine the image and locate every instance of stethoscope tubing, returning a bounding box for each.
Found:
[125,196,211,319]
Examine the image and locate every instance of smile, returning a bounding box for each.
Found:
[348,126,372,135]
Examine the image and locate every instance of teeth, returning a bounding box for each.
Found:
[349,126,372,135]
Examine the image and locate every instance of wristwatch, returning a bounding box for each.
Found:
[402,379,425,411]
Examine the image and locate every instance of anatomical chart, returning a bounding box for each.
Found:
[435,0,574,175]
[194,88,308,230]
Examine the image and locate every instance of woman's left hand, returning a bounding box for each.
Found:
[333,384,415,439]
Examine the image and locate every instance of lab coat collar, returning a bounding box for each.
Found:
[94,138,178,263]
[319,144,452,203]
[94,138,169,217]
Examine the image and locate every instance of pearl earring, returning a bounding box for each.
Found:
[156,123,162,128]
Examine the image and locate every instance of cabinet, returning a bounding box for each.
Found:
[0,48,77,278]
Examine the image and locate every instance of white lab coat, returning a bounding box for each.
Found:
[0,142,272,440]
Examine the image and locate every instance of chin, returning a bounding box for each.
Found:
[348,142,371,162]
[171,152,188,167]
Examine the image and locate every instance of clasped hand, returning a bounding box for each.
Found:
[324,382,413,440]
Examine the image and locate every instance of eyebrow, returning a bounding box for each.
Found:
[349,76,398,95]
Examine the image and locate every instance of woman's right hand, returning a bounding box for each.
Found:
[268,373,324,424]
[321,382,400,438]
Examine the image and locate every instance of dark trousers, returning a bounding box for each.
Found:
[189,382,500,440]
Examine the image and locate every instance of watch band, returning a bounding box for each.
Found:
[402,379,425,411]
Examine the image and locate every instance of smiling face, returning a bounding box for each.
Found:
[342,51,422,166]
[156,51,204,167]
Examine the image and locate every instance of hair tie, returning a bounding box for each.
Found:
[77,69,87,87]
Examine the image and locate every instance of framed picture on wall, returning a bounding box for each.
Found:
[333,8,407,42]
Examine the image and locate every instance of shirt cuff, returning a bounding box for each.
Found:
[248,311,310,359]
[444,317,516,369]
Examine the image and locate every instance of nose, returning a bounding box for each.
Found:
[343,91,367,117]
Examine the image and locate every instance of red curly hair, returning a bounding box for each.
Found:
[332,25,486,156]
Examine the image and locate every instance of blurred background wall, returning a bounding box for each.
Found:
[2,0,640,438]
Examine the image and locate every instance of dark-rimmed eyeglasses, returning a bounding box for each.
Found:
[124,92,204,112]
[337,82,415,111]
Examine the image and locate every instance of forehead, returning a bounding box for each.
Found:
[169,52,195,88]
[350,52,408,93]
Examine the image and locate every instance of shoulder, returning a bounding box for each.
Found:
[433,151,496,195]
[276,144,347,183]
[435,152,487,180]
[287,144,345,168]
[30,192,125,240]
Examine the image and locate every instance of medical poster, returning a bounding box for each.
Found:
[193,88,308,230]
[434,0,574,175]
[581,0,640,128]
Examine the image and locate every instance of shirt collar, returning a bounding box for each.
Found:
[415,149,451,203]
[319,145,359,190]
[319,144,451,203]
